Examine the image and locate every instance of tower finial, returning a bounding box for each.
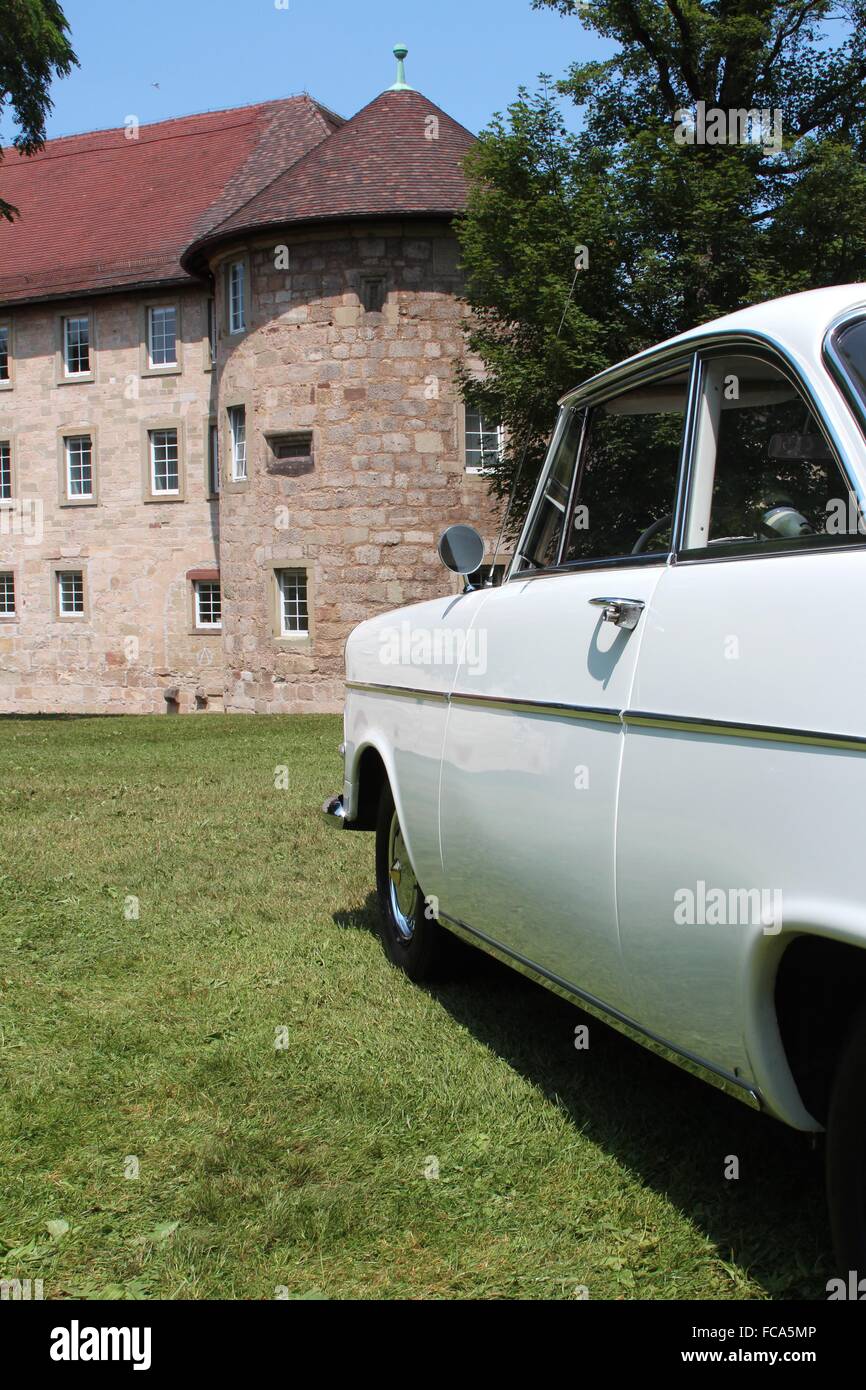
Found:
[390,44,411,91]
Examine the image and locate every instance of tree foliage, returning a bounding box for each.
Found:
[0,0,78,221]
[457,1,866,528]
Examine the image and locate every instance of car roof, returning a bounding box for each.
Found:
[558,283,866,407]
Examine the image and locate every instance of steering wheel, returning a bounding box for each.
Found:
[632,512,673,555]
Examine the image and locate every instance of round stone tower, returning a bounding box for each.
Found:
[182,49,503,713]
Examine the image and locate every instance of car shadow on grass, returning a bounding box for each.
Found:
[335,892,831,1300]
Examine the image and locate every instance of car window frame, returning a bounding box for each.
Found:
[676,338,866,565]
[508,350,699,580]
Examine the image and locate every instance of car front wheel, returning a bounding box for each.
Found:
[374,781,454,982]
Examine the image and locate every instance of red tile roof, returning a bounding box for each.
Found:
[0,96,341,306]
[184,89,476,267]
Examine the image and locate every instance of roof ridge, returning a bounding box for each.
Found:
[2,93,342,156]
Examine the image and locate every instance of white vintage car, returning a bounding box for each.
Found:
[324,283,866,1275]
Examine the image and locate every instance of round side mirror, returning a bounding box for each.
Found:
[438,524,485,577]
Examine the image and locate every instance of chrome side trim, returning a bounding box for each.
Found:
[344,681,866,750]
[438,911,762,1111]
[345,681,449,703]
[624,709,866,753]
[449,691,620,723]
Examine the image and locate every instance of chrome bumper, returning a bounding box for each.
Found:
[322,792,349,829]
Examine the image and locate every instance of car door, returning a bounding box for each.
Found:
[437,357,694,1014]
[616,344,866,1085]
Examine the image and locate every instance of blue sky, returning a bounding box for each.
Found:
[26,0,607,142]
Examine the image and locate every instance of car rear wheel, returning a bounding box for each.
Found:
[826,1006,866,1279]
[374,781,455,982]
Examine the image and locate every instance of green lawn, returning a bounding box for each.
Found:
[0,714,831,1300]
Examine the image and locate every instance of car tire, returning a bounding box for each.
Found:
[826,1006,866,1278]
[374,780,455,982]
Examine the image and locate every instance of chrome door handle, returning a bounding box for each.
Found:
[589,596,645,631]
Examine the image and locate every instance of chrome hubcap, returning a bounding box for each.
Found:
[388,811,418,941]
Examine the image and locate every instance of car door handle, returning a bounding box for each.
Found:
[588,597,645,631]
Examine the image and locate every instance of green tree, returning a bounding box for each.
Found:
[458,1,866,529]
[0,0,78,221]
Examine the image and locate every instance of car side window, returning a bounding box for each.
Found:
[517,408,584,570]
[561,368,689,565]
[683,353,864,557]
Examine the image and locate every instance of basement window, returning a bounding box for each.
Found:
[266,431,314,475]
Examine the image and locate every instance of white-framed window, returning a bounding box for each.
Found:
[0,440,11,501]
[147,305,178,367]
[0,325,9,381]
[277,568,308,637]
[464,408,503,473]
[228,261,245,334]
[63,316,90,376]
[194,580,222,629]
[208,423,220,496]
[0,572,14,616]
[228,405,246,480]
[207,297,216,363]
[150,427,179,494]
[58,570,84,616]
[65,434,93,499]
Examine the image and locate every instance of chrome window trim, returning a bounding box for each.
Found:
[554,407,589,568]
[823,307,866,452]
[438,910,762,1111]
[671,352,704,554]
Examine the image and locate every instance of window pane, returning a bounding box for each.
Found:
[150,429,179,492]
[0,573,14,615]
[0,441,11,500]
[465,408,502,472]
[518,409,584,569]
[65,435,93,497]
[58,571,84,614]
[208,424,220,495]
[195,581,221,628]
[562,371,688,564]
[278,569,308,635]
[0,326,9,381]
[229,263,245,332]
[687,355,862,556]
[229,406,246,480]
[64,317,90,374]
[148,306,177,366]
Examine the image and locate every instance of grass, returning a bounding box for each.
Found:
[0,713,832,1300]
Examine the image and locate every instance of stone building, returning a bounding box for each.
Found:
[0,49,504,714]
